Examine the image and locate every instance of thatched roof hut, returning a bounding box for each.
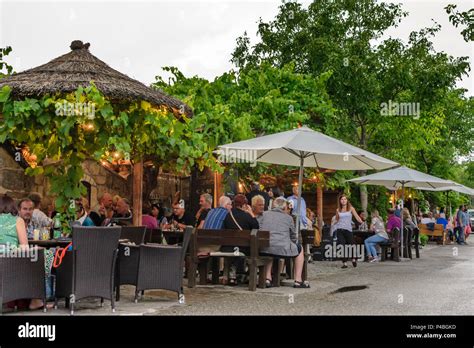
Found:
[0,40,194,226]
[0,40,193,117]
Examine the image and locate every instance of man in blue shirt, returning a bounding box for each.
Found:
[287,185,308,228]
[202,196,232,229]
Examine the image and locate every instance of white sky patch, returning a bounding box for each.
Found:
[0,0,472,94]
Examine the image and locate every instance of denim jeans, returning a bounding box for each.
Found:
[455,226,465,243]
[364,234,389,258]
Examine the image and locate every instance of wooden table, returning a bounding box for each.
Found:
[352,230,375,244]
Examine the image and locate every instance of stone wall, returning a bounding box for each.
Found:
[0,147,35,199]
[0,148,131,207]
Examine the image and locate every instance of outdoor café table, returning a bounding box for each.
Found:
[352,230,375,260]
[28,238,72,248]
[352,230,375,243]
[161,229,184,245]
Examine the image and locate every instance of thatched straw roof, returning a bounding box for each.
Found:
[0,40,192,117]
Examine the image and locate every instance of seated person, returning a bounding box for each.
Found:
[141,203,158,230]
[107,198,133,226]
[166,201,195,230]
[74,198,95,226]
[421,213,435,225]
[0,195,53,310]
[436,213,448,230]
[222,194,259,285]
[259,197,310,289]
[364,210,388,262]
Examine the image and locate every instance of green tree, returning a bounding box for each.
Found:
[232,0,472,211]
[153,63,334,181]
[0,46,14,78]
[445,4,474,42]
[0,83,217,231]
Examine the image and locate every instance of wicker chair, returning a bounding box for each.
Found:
[0,247,47,314]
[133,226,192,303]
[54,226,121,315]
[120,226,146,245]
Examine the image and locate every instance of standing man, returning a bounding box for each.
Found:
[196,193,213,228]
[287,185,308,229]
[456,205,466,245]
[246,182,270,211]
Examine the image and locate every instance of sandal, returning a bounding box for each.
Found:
[265,279,273,288]
[294,280,310,289]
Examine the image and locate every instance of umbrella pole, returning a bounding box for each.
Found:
[296,155,304,237]
[399,183,410,261]
[401,183,404,256]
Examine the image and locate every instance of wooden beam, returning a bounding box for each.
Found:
[316,183,323,230]
[132,159,143,226]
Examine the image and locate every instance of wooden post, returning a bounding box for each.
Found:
[132,159,144,226]
[316,183,323,230]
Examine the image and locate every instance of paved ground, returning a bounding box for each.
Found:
[8,242,474,315]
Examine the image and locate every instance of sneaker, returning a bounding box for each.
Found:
[369,258,379,263]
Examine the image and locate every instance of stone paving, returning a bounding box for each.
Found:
[6,243,473,315]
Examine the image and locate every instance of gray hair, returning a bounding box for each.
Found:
[273,196,287,210]
[251,195,265,207]
[218,195,231,208]
[201,193,213,205]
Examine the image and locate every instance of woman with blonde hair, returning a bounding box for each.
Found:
[364,209,389,262]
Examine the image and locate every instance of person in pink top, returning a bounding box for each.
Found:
[141,203,158,230]
[386,208,402,232]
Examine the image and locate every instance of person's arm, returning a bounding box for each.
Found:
[197,220,205,229]
[289,217,297,243]
[249,215,259,230]
[36,209,52,227]
[16,217,29,248]
[351,207,363,224]
[242,204,256,218]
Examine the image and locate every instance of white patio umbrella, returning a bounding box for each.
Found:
[347,166,455,258]
[217,126,399,233]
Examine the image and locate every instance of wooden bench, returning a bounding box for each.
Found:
[187,229,270,291]
[380,228,401,262]
[419,223,446,245]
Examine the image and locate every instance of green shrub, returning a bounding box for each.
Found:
[419,234,429,246]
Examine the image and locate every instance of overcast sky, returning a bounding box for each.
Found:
[0,0,472,95]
